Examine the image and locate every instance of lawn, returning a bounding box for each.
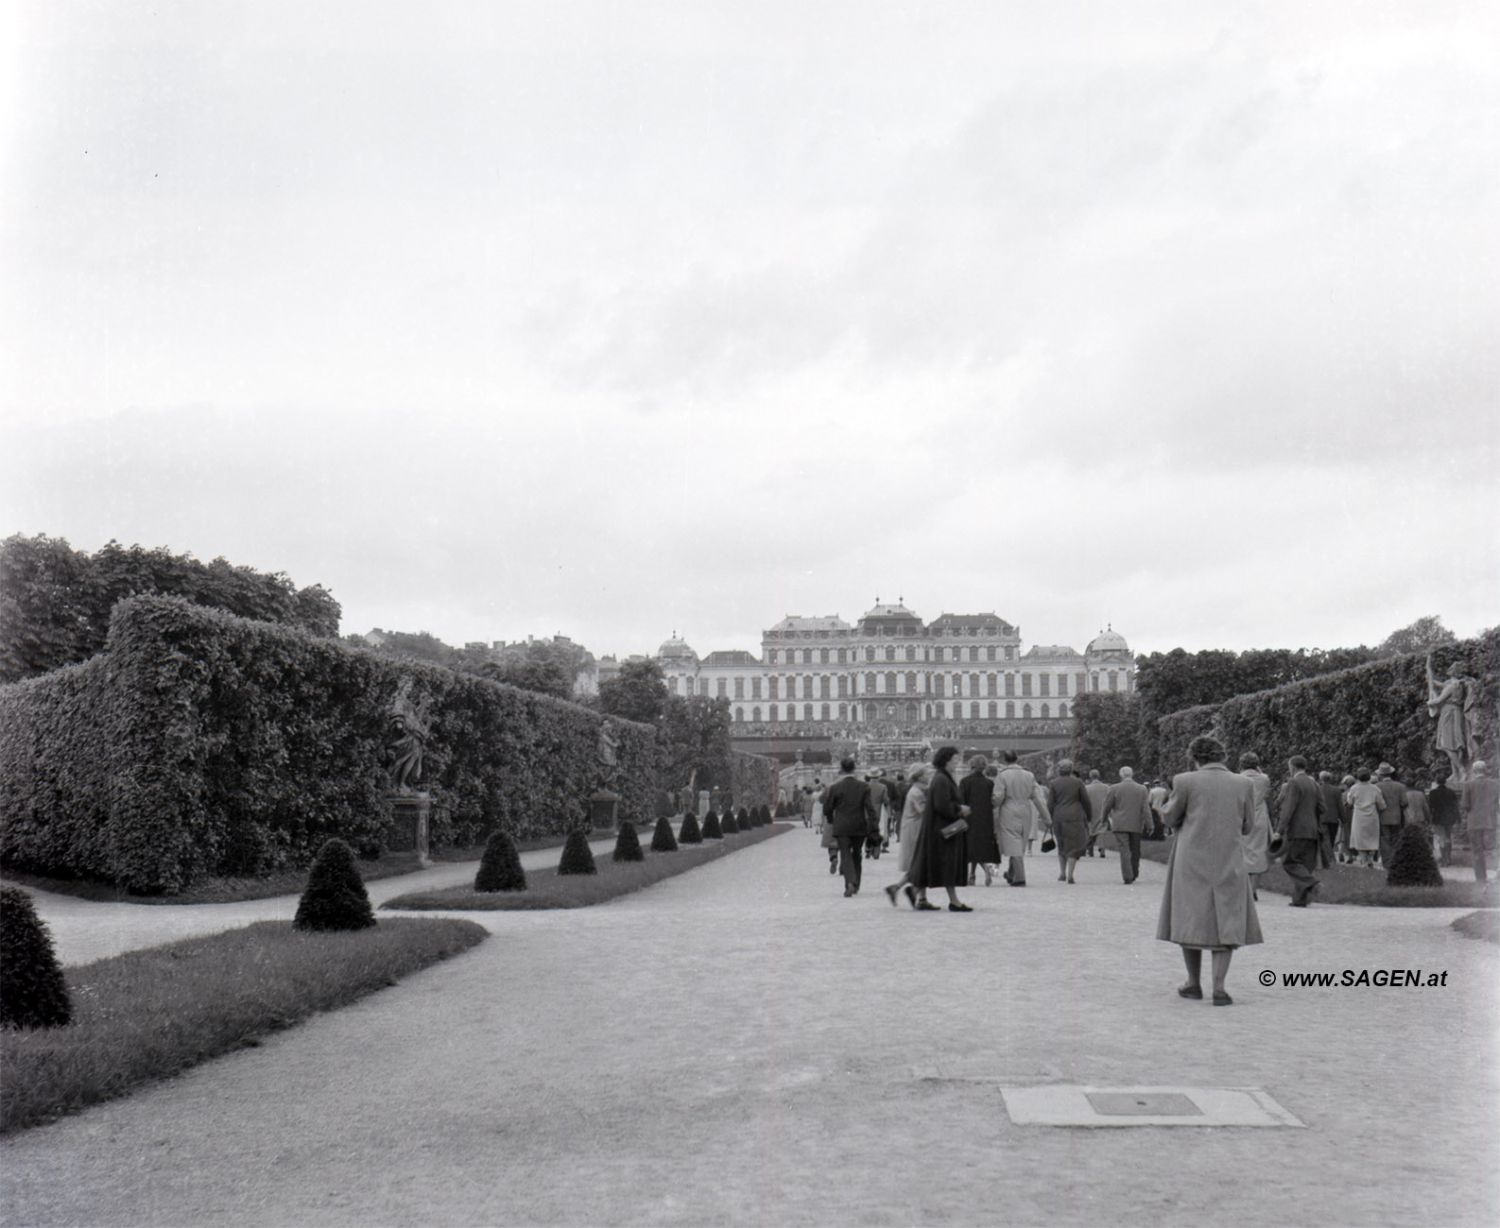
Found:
[385,822,790,910]
[0,917,487,1135]
[1137,839,1496,908]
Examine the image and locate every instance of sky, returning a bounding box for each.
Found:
[2,1,1496,663]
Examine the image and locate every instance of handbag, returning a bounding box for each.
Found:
[940,818,968,840]
[1040,836,1056,853]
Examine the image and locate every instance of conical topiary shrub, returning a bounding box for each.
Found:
[613,820,644,862]
[1386,823,1445,888]
[474,829,527,892]
[0,886,72,1029]
[678,812,703,844]
[738,807,751,830]
[758,804,771,826]
[294,838,375,931]
[558,828,598,875]
[721,810,740,834]
[702,809,723,840]
[651,816,679,852]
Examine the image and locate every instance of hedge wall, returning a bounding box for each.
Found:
[730,750,778,812]
[0,596,656,893]
[1017,745,1071,780]
[1153,631,1498,789]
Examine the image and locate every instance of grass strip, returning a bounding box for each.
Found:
[384,823,791,910]
[1137,840,1495,908]
[0,917,487,1135]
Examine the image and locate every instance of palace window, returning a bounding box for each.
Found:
[1058,702,1068,717]
[752,706,761,722]
[839,702,848,720]
[1006,646,1016,661]
[1057,674,1068,696]
[769,703,778,722]
[970,702,980,719]
[717,678,727,698]
[1005,673,1015,696]
[970,646,979,662]
[1076,672,1087,695]
[987,645,996,661]
[838,675,849,698]
[865,647,876,662]
[865,671,877,693]
[885,671,897,693]
[1092,675,1100,692]
[1040,703,1049,718]
[933,701,944,718]
[883,646,893,661]
[803,703,813,721]
[668,676,678,694]
[906,645,916,661]
[821,703,831,721]
[837,648,846,664]
[987,673,997,696]
[768,677,778,700]
[751,677,761,700]
[906,671,918,693]
[933,675,945,696]
[1108,671,1119,692]
[988,701,998,718]
[1006,701,1015,718]
[933,647,944,663]
[1022,674,1032,697]
[970,673,980,698]
[1023,703,1032,719]
[820,648,829,664]
[820,676,831,699]
[1039,674,1050,697]
[734,678,744,700]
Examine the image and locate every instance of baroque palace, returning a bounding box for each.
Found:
[654,600,1135,768]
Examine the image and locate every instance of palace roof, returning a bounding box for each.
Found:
[700,650,760,667]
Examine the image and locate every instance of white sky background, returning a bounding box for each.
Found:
[2,1,1496,661]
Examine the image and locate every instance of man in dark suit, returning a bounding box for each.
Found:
[824,757,877,897]
[1276,755,1326,907]
[1101,765,1152,884]
[1429,774,1461,866]
[1316,771,1345,867]
[1375,762,1409,868]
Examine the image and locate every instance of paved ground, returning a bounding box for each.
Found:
[4,828,1497,1227]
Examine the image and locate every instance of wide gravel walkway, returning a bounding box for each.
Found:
[4,828,1497,1227]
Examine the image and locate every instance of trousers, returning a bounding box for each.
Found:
[1283,836,1320,905]
[836,835,864,894]
[1115,831,1141,882]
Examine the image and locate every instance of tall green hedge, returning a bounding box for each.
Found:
[1153,631,1497,789]
[730,751,778,811]
[0,596,656,893]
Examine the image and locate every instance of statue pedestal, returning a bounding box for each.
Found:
[389,792,432,866]
[589,790,620,831]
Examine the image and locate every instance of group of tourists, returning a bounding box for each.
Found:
[800,738,1499,1003]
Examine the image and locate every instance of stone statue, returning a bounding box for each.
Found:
[1427,652,1478,782]
[388,678,433,792]
[597,718,620,777]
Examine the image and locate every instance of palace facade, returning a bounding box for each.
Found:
[655,601,1135,764]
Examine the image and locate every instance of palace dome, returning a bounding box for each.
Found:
[657,635,697,661]
[1086,626,1130,656]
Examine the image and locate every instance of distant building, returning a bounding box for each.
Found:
[656,601,1135,764]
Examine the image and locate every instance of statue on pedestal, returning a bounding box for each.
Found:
[388,678,433,792]
[1426,652,1478,783]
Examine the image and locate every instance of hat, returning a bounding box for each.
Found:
[1377,762,1395,776]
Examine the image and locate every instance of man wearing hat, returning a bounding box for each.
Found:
[1461,760,1497,883]
[1275,755,1326,906]
[1374,762,1409,868]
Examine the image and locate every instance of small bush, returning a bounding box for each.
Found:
[474,830,527,892]
[702,810,723,840]
[0,887,72,1029]
[651,817,679,852]
[294,839,375,932]
[558,829,598,875]
[678,812,703,844]
[613,820,644,862]
[721,810,740,834]
[738,807,751,829]
[1387,824,1445,888]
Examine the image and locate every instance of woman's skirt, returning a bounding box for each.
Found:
[1242,808,1272,874]
[1350,809,1380,852]
[1055,815,1089,858]
[967,807,1000,865]
[911,818,965,891]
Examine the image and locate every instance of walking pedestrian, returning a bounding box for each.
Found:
[1102,766,1151,884]
[1047,759,1093,884]
[1346,768,1385,867]
[1156,735,1263,1005]
[1375,763,1409,868]
[823,758,877,897]
[1275,755,1325,907]
[1237,752,1273,900]
[1461,760,1497,883]
[994,750,1048,887]
[962,754,999,885]
[1429,774,1460,866]
[910,746,972,911]
[885,764,931,907]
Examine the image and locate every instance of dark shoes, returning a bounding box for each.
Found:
[884,883,901,907]
[916,899,940,911]
[1177,984,1204,1000]
[904,885,918,909]
[1213,991,1233,1006]
[948,902,972,912]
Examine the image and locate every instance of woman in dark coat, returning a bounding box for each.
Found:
[961,754,999,885]
[1046,759,1094,884]
[911,745,972,911]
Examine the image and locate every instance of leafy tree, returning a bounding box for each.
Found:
[353,628,457,669]
[293,839,375,931]
[1071,694,1143,779]
[651,816,679,851]
[0,886,72,1029]
[599,658,669,725]
[1377,616,1456,658]
[291,584,343,637]
[660,695,734,794]
[474,830,527,892]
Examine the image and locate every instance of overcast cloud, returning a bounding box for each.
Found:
[2,1,1496,662]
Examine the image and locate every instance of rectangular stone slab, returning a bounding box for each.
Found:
[1000,1085,1305,1128]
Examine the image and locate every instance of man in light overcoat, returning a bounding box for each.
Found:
[1101,766,1152,884]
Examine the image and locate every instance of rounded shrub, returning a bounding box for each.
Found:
[737,807,751,829]
[651,816,679,852]
[613,820,644,862]
[294,838,375,931]
[558,828,598,875]
[0,886,72,1029]
[759,804,772,826]
[678,812,703,844]
[721,810,740,834]
[702,810,723,840]
[474,829,527,892]
[1386,823,1445,888]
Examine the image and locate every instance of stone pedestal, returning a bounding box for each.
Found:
[389,791,432,866]
[589,790,620,831]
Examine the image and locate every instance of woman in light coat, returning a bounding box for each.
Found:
[994,750,1049,886]
[1345,767,1385,867]
[884,764,931,905]
[1237,751,1273,899]
[1156,735,1263,1005]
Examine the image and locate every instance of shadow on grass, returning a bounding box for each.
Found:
[1452,911,1500,944]
[0,918,487,1135]
[384,823,792,911]
[1138,839,1496,908]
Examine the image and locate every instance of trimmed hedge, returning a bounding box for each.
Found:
[293,839,375,932]
[702,810,723,840]
[0,596,657,893]
[474,830,526,892]
[1154,632,1498,790]
[651,816,679,852]
[558,829,598,875]
[0,886,72,1029]
[678,812,703,844]
[721,810,739,834]
[613,820,644,862]
[1387,824,1444,888]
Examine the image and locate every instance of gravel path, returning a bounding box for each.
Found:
[4,828,1496,1227]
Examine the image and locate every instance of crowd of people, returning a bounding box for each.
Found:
[794,741,1499,1002]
